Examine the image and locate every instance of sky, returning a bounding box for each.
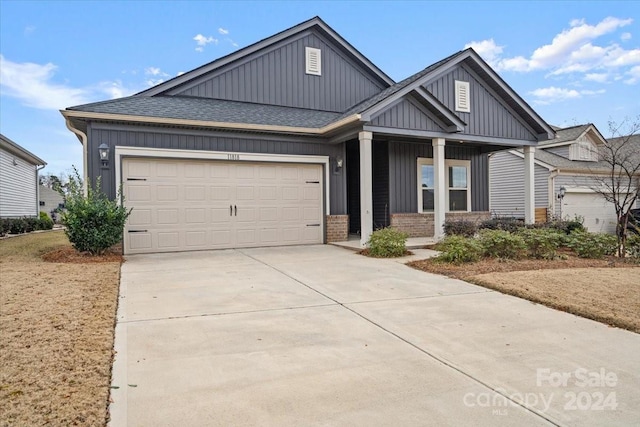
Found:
[1,0,639,176]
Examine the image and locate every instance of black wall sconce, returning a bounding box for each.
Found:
[98,143,110,167]
[333,156,343,174]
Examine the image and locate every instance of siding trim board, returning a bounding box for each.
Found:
[363,126,539,147]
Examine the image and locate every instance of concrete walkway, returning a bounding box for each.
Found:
[110,245,640,426]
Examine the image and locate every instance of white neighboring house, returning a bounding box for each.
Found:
[489,124,640,234]
[39,185,65,216]
[0,134,47,218]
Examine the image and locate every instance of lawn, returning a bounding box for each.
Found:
[409,256,640,333]
[0,231,121,426]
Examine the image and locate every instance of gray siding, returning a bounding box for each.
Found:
[0,147,38,217]
[172,31,384,112]
[87,123,347,215]
[424,65,537,141]
[388,141,488,213]
[552,175,639,218]
[39,185,64,213]
[489,150,550,218]
[545,145,570,159]
[370,98,445,132]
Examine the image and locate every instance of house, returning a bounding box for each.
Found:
[0,134,47,218]
[39,185,65,217]
[61,16,554,255]
[489,124,640,233]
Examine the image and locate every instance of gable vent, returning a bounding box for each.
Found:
[306,47,321,76]
[455,80,470,113]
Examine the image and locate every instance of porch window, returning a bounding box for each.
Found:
[417,158,471,212]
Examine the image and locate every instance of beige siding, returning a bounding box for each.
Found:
[39,185,64,213]
[0,147,38,217]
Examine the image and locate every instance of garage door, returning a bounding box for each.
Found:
[123,158,324,254]
[562,191,617,234]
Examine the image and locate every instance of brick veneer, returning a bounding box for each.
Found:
[390,211,491,237]
[326,215,349,242]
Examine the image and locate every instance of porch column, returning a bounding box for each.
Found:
[524,145,535,224]
[432,138,446,240]
[359,131,373,247]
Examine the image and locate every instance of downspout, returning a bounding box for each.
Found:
[64,117,89,195]
[36,164,46,216]
[548,170,559,218]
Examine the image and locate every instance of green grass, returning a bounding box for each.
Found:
[0,230,70,261]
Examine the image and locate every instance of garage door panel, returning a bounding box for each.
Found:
[563,192,617,234]
[124,158,323,254]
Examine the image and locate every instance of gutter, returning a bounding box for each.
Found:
[64,117,89,195]
[60,110,362,136]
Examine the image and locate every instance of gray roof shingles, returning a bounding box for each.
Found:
[539,124,591,146]
[67,96,341,128]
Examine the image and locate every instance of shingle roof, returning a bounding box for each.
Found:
[539,124,591,145]
[66,96,341,128]
[0,133,46,166]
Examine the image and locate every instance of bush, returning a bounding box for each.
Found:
[367,227,408,258]
[62,170,131,255]
[544,216,586,234]
[37,211,54,230]
[518,228,564,259]
[8,218,27,234]
[567,232,618,259]
[435,235,483,264]
[627,234,640,261]
[479,217,525,234]
[478,229,527,259]
[444,220,477,237]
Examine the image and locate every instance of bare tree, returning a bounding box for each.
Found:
[592,116,640,257]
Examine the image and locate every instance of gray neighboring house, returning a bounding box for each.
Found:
[489,124,640,233]
[0,134,47,218]
[39,185,65,216]
[61,16,555,255]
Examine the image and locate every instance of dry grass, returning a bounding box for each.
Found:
[409,256,640,333]
[0,231,121,426]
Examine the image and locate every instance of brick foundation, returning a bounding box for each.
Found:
[390,211,491,237]
[326,215,349,242]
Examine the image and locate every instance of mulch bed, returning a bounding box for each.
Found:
[42,247,123,264]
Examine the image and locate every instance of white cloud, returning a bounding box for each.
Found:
[177,71,185,76]
[529,86,605,104]
[24,25,36,36]
[621,32,632,41]
[584,72,609,83]
[145,67,161,76]
[468,17,638,76]
[0,55,140,110]
[218,27,229,35]
[624,65,640,84]
[193,34,218,51]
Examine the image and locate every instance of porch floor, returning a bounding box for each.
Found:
[330,234,437,251]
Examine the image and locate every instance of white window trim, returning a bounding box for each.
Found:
[417,157,472,213]
[455,80,470,113]
[305,47,321,76]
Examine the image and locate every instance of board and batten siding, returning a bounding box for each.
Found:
[170,31,385,113]
[424,65,537,141]
[87,123,347,215]
[0,147,38,217]
[489,150,550,218]
[370,98,445,132]
[388,141,488,213]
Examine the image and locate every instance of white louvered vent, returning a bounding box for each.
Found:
[306,47,321,76]
[455,80,470,113]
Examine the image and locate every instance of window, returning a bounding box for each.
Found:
[455,80,470,113]
[305,47,321,76]
[417,158,471,212]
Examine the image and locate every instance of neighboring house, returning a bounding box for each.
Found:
[0,134,47,218]
[61,16,554,255]
[489,124,640,233]
[39,185,65,216]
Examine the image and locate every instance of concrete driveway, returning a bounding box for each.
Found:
[110,245,640,426]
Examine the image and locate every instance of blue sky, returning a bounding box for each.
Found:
[1,0,639,175]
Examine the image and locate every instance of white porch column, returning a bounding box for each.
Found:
[524,145,535,224]
[359,131,373,247]
[432,138,446,240]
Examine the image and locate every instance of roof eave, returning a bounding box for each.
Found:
[0,134,46,166]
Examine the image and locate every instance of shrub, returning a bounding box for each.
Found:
[435,235,483,264]
[567,232,618,259]
[0,219,7,236]
[478,229,526,259]
[545,216,586,234]
[479,217,525,234]
[627,234,640,261]
[37,211,54,230]
[8,218,27,234]
[367,227,408,258]
[62,170,131,255]
[518,228,564,259]
[444,220,477,237]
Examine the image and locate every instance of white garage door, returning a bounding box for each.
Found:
[562,191,617,234]
[123,158,324,254]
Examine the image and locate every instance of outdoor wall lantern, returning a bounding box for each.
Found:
[333,156,344,174]
[98,143,110,167]
[558,186,566,219]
